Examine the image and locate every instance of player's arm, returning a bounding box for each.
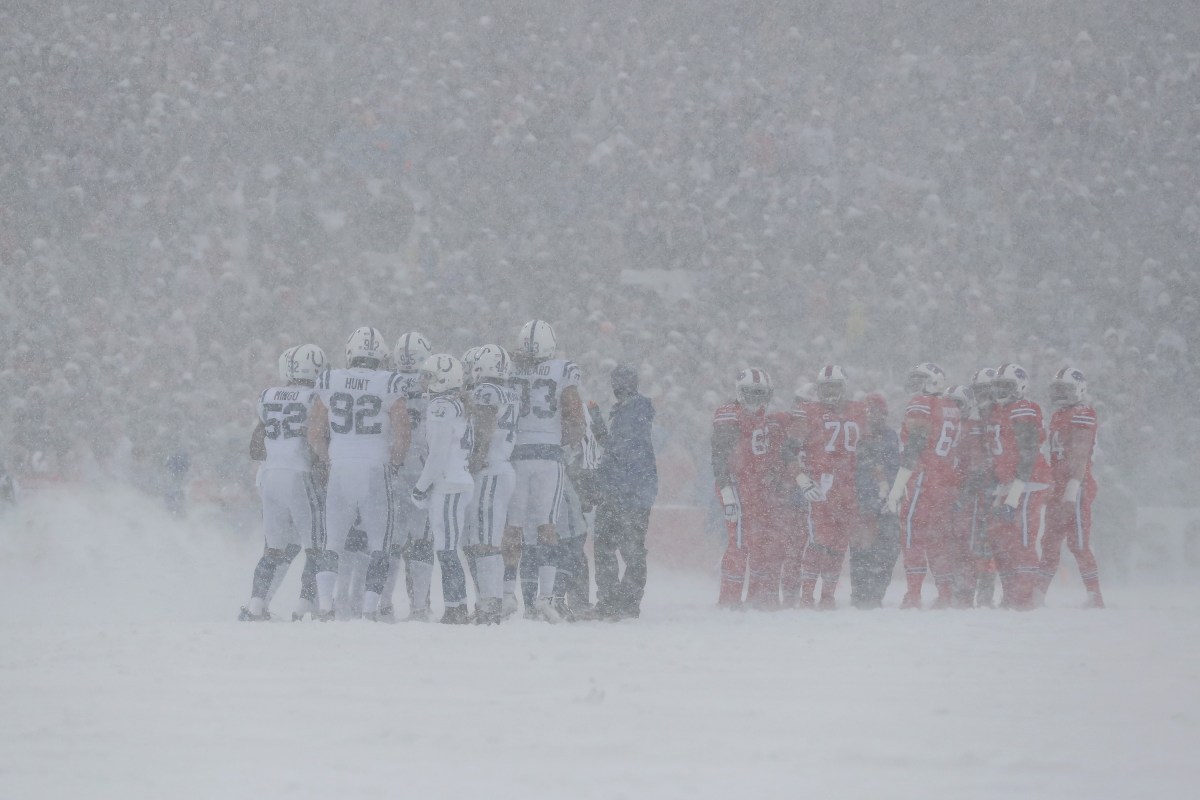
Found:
[886,411,929,513]
[388,397,411,466]
[308,397,330,463]
[560,385,584,448]
[413,410,449,501]
[470,404,498,475]
[249,421,266,461]
[1013,420,1039,483]
[1061,418,1096,502]
[711,420,740,521]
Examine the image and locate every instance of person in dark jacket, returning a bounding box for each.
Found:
[850,392,901,609]
[592,365,658,619]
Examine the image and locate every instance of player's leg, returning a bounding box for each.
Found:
[529,460,567,620]
[718,488,750,607]
[815,499,853,608]
[592,498,621,614]
[1009,490,1044,610]
[1065,490,1103,607]
[869,512,901,607]
[318,464,355,620]
[470,473,510,623]
[359,465,395,618]
[795,504,821,607]
[970,496,997,608]
[430,489,471,623]
[243,470,292,620]
[553,475,587,613]
[745,507,785,609]
[899,475,928,608]
[1037,500,1070,599]
[507,460,534,615]
[926,494,958,609]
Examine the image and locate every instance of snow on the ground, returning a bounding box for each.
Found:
[1,487,1198,799]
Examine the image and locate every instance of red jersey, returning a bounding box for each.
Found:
[712,402,788,507]
[987,399,1050,486]
[1048,404,1098,492]
[959,411,992,485]
[790,399,866,491]
[900,393,962,489]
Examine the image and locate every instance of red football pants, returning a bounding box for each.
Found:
[899,472,957,599]
[719,508,786,608]
[1038,489,1101,597]
[987,488,1046,610]
[795,493,857,602]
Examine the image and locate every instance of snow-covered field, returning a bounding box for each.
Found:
[2,488,1198,799]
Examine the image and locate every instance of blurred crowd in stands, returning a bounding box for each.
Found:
[2,0,1197,561]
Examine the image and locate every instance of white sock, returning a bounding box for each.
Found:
[504,578,517,597]
[294,598,314,617]
[248,596,265,616]
[363,590,381,615]
[409,560,434,611]
[380,556,401,608]
[316,571,337,613]
[538,565,557,599]
[477,554,504,600]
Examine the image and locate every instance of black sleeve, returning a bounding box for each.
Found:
[711,424,738,487]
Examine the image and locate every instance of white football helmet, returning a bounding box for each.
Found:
[517,319,557,361]
[736,367,773,410]
[345,326,389,368]
[461,346,484,387]
[279,344,327,384]
[420,354,464,394]
[1050,366,1088,408]
[905,362,946,395]
[473,344,511,383]
[970,367,997,407]
[992,363,1030,405]
[816,364,848,406]
[393,331,433,373]
[944,384,973,411]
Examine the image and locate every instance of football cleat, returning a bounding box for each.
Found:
[501,593,519,620]
[440,605,471,625]
[402,607,431,623]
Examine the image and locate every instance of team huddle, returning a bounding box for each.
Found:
[714,361,1103,611]
[240,320,599,624]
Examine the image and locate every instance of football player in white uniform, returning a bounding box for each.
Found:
[380,331,434,621]
[505,320,585,622]
[240,344,326,621]
[309,327,410,621]
[411,354,475,623]
[463,344,519,624]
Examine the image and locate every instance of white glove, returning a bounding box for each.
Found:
[1003,479,1026,510]
[719,486,740,523]
[877,480,890,502]
[885,467,912,515]
[795,472,823,502]
[1061,478,1081,504]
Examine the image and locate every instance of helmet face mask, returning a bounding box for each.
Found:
[1050,367,1087,408]
[945,384,973,411]
[970,367,997,409]
[993,363,1029,405]
[736,367,773,410]
[906,362,945,395]
[816,364,847,407]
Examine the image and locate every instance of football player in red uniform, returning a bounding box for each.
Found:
[986,363,1051,610]
[1037,367,1104,608]
[787,365,866,609]
[885,363,962,609]
[712,368,790,608]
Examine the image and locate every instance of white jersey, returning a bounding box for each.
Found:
[393,371,429,465]
[510,358,581,452]
[316,368,405,463]
[416,393,473,493]
[471,381,519,474]
[257,385,317,471]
